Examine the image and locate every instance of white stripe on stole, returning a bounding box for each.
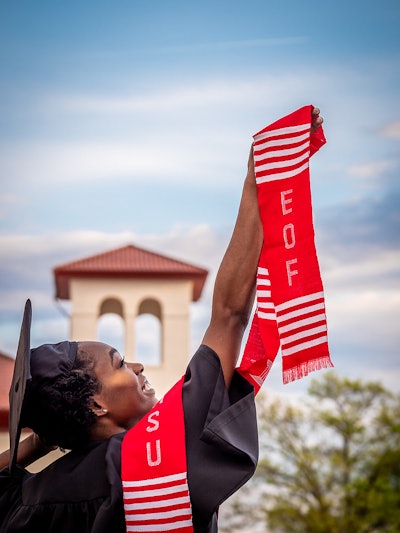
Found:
[123,471,193,531]
[257,266,270,276]
[282,336,328,357]
[253,140,310,162]
[257,311,277,320]
[281,324,327,345]
[274,292,328,357]
[256,150,309,173]
[123,481,187,499]
[126,508,193,522]
[278,313,327,334]
[257,290,271,298]
[254,123,310,142]
[258,301,275,310]
[125,519,194,532]
[254,131,310,151]
[123,472,187,487]
[275,292,325,312]
[256,268,276,320]
[256,161,310,184]
[125,496,191,511]
[277,302,326,322]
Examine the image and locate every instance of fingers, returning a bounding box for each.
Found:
[311,107,323,133]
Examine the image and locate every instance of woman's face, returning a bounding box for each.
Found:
[81,342,157,431]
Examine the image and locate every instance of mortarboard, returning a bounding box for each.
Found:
[8,299,32,472]
[8,299,78,472]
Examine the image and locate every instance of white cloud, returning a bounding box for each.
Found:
[0,132,250,188]
[324,287,400,392]
[0,141,192,184]
[348,159,396,179]
[326,288,400,342]
[46,74,311,115]
[0,230,135,258]
[54,82,257,114]
[1,66,398,197]
[322,249,400,288]
[0,225,222,267]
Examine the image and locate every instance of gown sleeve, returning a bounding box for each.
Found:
[183,344,259,532]
[0,465,26,529]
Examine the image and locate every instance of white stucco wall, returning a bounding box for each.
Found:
[69,277,193,396]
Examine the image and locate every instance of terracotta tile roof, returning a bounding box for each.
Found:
[0,351,14,429]
[54,244,208,301]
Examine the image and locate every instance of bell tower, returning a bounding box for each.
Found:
[53,244,208,395]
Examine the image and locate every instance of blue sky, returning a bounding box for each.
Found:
[0,0,399,396]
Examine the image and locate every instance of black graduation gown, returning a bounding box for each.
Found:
[0,345,258,532]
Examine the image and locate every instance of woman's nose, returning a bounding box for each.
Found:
[131,362,144,375]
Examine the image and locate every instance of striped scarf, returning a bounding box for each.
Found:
[238,104,333,391]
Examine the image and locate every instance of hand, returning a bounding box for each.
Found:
[311,107,323,133]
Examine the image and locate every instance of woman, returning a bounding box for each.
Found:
[0,108,325,532]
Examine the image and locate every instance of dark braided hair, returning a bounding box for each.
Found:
[21,344,102,450]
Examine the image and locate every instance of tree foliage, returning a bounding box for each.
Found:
[221,372,400,533]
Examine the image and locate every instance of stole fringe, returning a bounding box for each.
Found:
[282,355,334,384]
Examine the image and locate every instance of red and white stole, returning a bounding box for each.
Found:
[121,377,194,533]
[238,105,333,391]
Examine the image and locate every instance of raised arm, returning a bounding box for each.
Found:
[202,145,263,388]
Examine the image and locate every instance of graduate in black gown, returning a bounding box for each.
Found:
[0,109,325,532]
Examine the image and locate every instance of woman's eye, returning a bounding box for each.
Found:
[119,358,126,368]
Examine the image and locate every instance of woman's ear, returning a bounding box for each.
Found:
[91,400,108,417]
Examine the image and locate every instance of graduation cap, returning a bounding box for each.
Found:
[8,299,32,472]
[8,299,78,472]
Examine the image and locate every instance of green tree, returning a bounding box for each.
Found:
[221,372,400,533]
